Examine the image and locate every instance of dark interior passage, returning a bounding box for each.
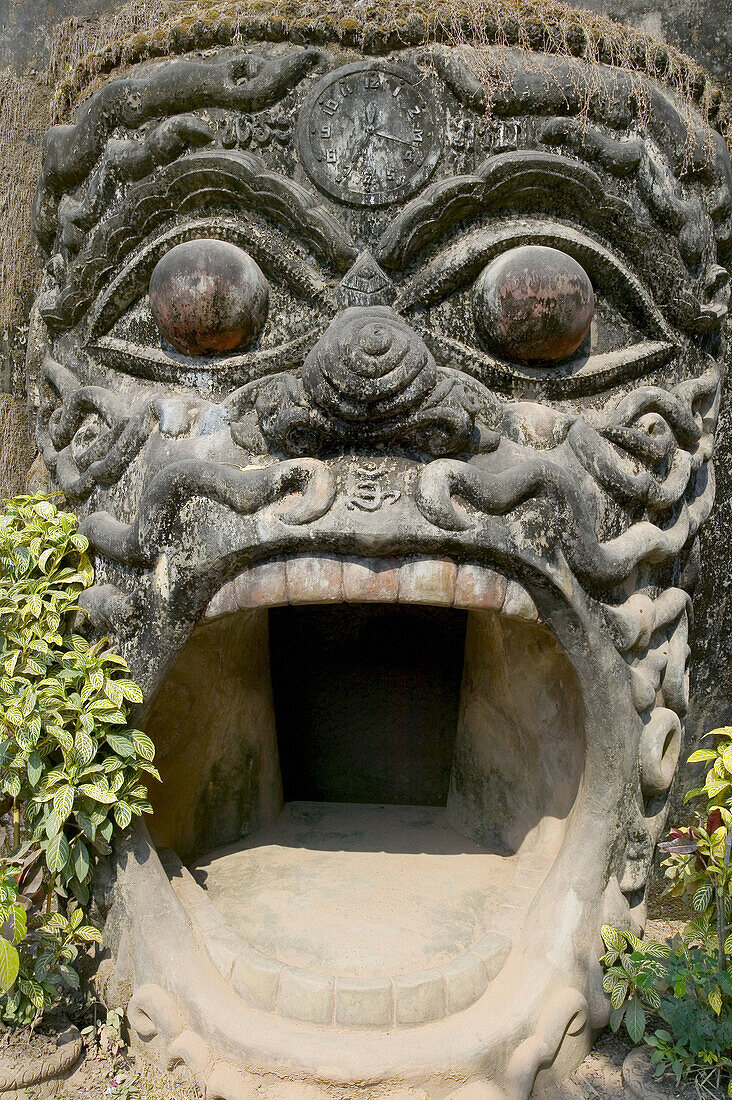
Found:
[269,604,468,806]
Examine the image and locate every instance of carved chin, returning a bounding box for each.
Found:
[92,517,671,1099]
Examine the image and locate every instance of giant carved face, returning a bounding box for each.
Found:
[27,13,732,1099]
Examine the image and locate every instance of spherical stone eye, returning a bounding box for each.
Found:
[149,239,269,357]
[472,245,594,364]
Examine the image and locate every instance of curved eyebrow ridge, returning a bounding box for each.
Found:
[40,148,357,334]
[375,150,687,291]
[35,48,324,251]
[396,219,674,342]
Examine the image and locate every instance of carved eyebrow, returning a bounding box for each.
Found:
[537,118,711,267]
[58,115,215,255]
[40,149,358,333]
[397,220,675,342]
[34,48,323,251]
[538,119,644,177]
[376,151,643,268]
[86,217,330,341]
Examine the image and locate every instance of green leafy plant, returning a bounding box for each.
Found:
[4,907,103,1025]
[647,940,732,1088]
[0,864,29,992]
[81,1005,125,1058]
[600,727,732,1095]
[0,493,155,1023]
[662,728,732,970]
[107,1071,141,1100]
[600,925,670,1042]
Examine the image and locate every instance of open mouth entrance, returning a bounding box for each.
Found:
[143,562,584,1028]
[271,604,467,806]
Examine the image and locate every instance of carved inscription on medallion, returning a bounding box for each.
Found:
[345,463,401,512]
[296,62,441,206]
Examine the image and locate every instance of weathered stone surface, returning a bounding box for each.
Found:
[335,977,393,1028]
[472,246,594,364]
[341,557,400,602]
[12,4,732,1099]
[398,557,457,606]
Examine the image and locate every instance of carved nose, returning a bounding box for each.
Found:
[301,306,438,423]
[254,305,481,456]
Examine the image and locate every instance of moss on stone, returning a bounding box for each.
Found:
[45,0,728,143]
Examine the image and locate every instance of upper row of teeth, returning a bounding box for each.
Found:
[204,556,542,621]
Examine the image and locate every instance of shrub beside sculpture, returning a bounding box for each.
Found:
[602,728,732,1093]
[0,495,151,1022]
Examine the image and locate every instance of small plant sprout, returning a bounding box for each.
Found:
[600,926,670,1043]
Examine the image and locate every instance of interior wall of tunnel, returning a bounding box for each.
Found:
[143,610,283,861]
[142,602,585,864]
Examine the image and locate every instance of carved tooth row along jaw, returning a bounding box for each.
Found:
[27,20,729,1100]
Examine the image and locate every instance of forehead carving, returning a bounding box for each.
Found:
[34,46,731,350]
[26,13,732,1099]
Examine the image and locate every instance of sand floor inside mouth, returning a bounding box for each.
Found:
[189,801,519,976]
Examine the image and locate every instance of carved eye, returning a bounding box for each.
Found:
[472,245,594,364]
[149,239,269,357]
[398,223,676,396]
[85,222,325,387]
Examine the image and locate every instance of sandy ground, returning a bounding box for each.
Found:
[0,1022,721,1100]
[0,1013,199,1100]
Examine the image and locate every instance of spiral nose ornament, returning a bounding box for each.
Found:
[301,306,438,423]
[358,324,392,359]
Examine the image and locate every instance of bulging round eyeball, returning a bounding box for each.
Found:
[149,239,269,357]
[472,245,594,364]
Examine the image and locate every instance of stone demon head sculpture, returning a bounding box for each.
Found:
[27,7,732,1098]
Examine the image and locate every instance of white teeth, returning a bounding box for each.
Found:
[396,557,457,605]
[335,977,394,1029]
[501,580,540,622]
[453,563,506,610]
[204,556,540,622]
[232,945,281,1012]
[284,555,343,604]
[279,968,334,1025]
[238,559,288,607]
[393,969,445,1026]
[342,558,400,601]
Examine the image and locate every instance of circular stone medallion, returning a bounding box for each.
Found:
[297,62,441,206]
